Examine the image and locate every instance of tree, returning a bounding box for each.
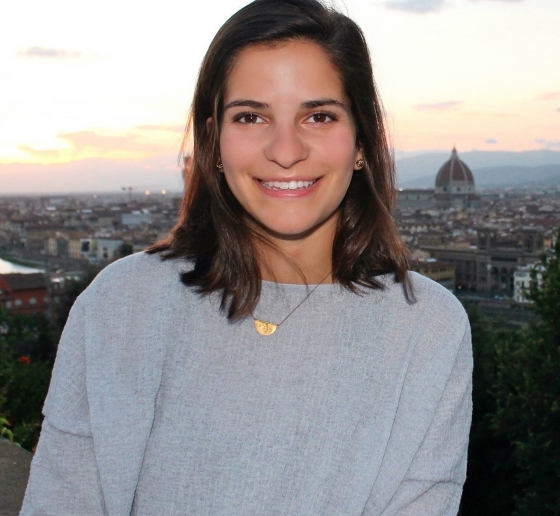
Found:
[460,307,519,515]
[53,265,100,337]
[0,307,53,450]
[492,228,560,515]
[0,267,99,451]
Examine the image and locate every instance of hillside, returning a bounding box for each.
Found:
[396,150,560,187]
[400,164,560,189]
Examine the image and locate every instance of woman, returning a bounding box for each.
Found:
[22,0,472,514]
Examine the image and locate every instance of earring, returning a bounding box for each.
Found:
[216,161,223,170]
[356,159,364,169]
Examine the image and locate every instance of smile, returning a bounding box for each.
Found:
[259,179,318,191]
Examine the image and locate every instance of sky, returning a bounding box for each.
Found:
[1,0,559,186]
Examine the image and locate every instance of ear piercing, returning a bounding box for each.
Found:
[217,161,223,170]
[356,159,364,169]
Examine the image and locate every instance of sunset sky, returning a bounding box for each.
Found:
[2,0,559,172]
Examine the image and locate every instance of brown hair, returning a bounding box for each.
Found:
[148,0,412,319]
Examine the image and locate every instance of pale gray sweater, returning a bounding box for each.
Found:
[21,252,472,515]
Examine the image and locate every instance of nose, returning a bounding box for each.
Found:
[264,122,309,169]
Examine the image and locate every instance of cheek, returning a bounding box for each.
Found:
[220,129,261,169]
[316,128,357,167]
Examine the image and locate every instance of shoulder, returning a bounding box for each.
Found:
[372,272,470,367]
[381,271,468,330]
[78,252,191,309]
[409,271,467,323]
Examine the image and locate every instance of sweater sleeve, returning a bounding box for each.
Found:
[376,322,473,516]
[20,300,107,516]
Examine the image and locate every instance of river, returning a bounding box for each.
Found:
[0,257,44,274]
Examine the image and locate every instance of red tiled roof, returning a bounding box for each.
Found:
[435,147,475,187]
[0,273,46,291]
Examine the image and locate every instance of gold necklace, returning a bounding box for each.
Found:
[252,271,331,336]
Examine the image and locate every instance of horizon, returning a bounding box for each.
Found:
[2,148,560,195]
[2,0,559,192]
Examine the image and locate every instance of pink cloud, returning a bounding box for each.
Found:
[414,101,462,112]
[18,46,82,59]
[537,91,560,101]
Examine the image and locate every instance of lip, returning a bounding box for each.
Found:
[254,177,321,198]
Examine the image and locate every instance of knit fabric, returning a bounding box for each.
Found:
[21,252,472,516]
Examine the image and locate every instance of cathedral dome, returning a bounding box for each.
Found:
[435,147,475,194]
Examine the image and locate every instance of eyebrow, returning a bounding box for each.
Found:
[223,99,270,110]
[223,98,347,111]
[301,99,347,110]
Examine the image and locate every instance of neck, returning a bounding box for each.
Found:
[258,216,336,285]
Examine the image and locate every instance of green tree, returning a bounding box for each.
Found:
[0,268,99,451]
[118,241,133,258]
[0,308,53,450]
[461,307,519,515]
[53,266,100,337]
[493,229,560,515]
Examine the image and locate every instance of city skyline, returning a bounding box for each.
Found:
[2,0,559,190]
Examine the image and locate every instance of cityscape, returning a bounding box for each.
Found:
[2,147,559,328]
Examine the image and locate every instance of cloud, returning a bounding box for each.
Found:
[18,145,61,158]
[16,129,181,164]
[136,124,185,133]
[414,101,462,112]
[535,139,560,149]
[18,46,82,59]
[57,130,170,155]
[384,0,446,14]
[485,139,498,144]
[469,0,524,3]
[537,91,560,101]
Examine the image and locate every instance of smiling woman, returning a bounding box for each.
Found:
[218,41,361,279]
[21,0,472,514]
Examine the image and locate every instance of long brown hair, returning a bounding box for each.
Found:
[148,0,412,319]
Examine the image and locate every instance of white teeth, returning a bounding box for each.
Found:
[260,179,317,191]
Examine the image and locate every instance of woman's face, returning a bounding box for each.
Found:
[219,40,362,241]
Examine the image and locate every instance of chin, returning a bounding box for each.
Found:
[258,220,325,240]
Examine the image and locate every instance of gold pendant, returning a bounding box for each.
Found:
[254,319,277,336]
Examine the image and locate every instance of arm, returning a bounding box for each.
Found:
[20,300,107,515]
[379,323,473,516]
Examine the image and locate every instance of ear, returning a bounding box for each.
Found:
[354,147,365,170]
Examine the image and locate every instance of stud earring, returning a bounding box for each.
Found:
[216,161,223,170]
[356,159,364,169]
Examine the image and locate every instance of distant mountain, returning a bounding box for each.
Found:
[3,148,560,194]
[396,149,560,185]
[400,164,560,189]
[0,155,184,195]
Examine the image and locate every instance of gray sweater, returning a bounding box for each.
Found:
[21,252,472,515]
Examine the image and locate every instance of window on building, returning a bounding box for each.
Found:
[6,301,12,308]
[29,298,37,305]
[14,299,22,306]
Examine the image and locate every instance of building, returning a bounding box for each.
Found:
[96,238,123,261]
[513,264,544,303]
[397,189,435,210]
[435,147,477,209]
[421,229,544,296]
[397,146,477,211]
[0,273,48,314]
[411,259,455,291]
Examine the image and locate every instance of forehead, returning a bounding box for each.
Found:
[224,40,345,103]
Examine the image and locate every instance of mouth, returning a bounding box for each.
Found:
[258,179,318,191]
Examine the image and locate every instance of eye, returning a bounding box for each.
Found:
[233,112,264,124]
[305,112,336,124]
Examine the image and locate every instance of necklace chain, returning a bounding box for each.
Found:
[252,271,331,336]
